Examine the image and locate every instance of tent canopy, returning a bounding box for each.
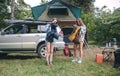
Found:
[31,0,81,21]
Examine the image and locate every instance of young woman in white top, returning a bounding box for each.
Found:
[72,18,86,64]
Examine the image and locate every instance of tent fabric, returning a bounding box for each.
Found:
[38,6,76,21]
[31,0,81,20]
[31,4,47,20]
[68,6,81,19]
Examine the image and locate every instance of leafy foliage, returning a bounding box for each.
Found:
[0,1,10,29]
[93,8,120,45]
[0,0,32,29]
[63,0,95,12]
[14,0,32,19]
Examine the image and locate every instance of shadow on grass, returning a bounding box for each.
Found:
[0,54,38,60]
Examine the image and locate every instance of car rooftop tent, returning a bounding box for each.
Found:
[31,0,81,26]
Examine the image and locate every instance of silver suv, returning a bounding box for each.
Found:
[0,20,65,58]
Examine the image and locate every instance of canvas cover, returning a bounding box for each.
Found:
[31,0,81,21]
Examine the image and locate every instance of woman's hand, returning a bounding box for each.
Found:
[73,24,77,27]
[59,31,63,36]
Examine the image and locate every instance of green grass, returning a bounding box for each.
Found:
[88,40,103,46]
[0,50,120,76]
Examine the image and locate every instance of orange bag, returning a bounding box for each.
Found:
[68,26,80,42]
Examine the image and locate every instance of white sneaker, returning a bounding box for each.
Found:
[78,59,82,64]
[72,58,77,62]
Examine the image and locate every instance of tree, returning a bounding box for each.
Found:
[0,0,32,29]
[14,0,32,19]
[63,0,95,13]
[10,0,15,20]
[93,7,120,45]
[0,0,10,29]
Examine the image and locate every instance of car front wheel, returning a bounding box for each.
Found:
[38,44,46,58]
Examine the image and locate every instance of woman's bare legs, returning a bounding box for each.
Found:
[72,44,78,62]
[79,41,83,58]
[46,42,54,66]
[49,43,54,65]
[78,41,83,63]
[46,42,50,65]
[73,44,77,57]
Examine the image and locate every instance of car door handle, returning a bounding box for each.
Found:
[16,35,21,37]
[35,35,40,37]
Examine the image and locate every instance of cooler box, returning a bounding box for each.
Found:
[96,54,103,63]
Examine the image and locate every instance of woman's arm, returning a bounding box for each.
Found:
[46,24,51,33]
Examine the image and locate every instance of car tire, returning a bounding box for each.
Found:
[38,44,46,58]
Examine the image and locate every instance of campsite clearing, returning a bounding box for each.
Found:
[0,45,120,76]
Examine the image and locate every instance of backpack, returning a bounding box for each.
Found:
[63,44,73,57]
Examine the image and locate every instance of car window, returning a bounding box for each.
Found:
[62,27,73,35]
[37,25,46,33]
[3,23,47,34]
[21,24,28,33]
[62,27,73,43]
[28,25,37,33]
[4,24,23,34]
[23,24,38,33]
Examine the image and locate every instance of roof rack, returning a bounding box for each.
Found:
[4,19,52,24]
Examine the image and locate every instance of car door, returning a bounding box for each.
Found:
[21,24,45,50]
[0,24,23,50]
